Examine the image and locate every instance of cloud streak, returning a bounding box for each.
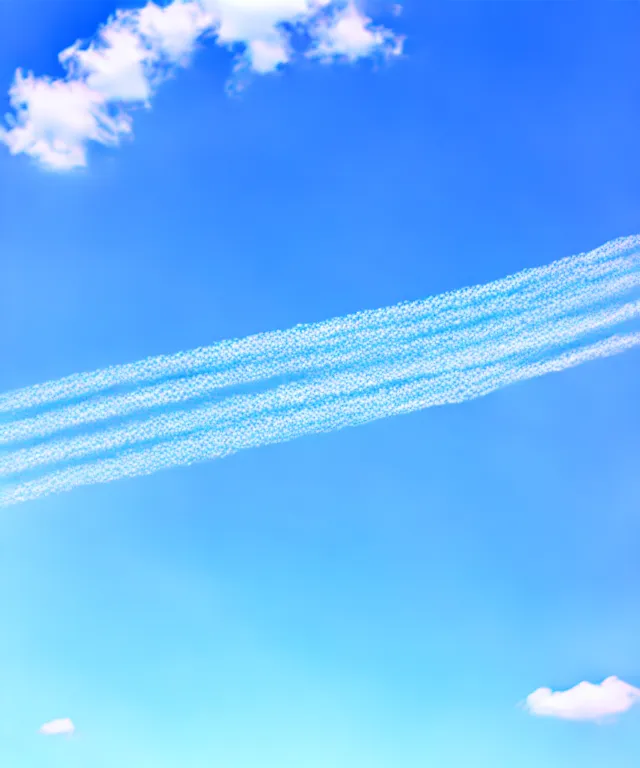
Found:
[38,718,76,736]
[1,235,639,507]
[525,677,640,722]
[0,235,633,416]
[0,0,403,169]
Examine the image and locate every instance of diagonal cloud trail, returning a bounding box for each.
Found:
[2,263,638,447]
[2,293,639,477]
[1,331,638,508]
[1,235,639,507]
[1,235,638,419]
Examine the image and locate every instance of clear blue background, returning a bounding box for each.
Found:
[1,2,639,766]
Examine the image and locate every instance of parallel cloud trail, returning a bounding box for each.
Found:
[2,235,637,417]
[3,295,640,477]
[1,236,639,507]
[2,261,638,446]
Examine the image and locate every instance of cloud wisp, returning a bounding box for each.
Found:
[0,0,404,170]
[1,235,639,507]
[38,718,76,737]
[525,676,640,723]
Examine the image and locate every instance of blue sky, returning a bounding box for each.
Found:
[1,1,640,766]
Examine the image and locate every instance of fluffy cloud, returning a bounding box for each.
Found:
[1,0,403,171]
[2,71,132,170]
[38,717,76,736]
[310,3,404,62]
[525,676,640,722]
[204,0,311,48]
[137,0,215,62]
[61,26,153,103]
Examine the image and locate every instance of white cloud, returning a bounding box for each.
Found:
[61,23,154,103]
[524,676,640,722]
[1,71,131,170]
[137,1,214,62]
[202,0,324,76]
[310,2,404,62]
[203,0,311,43]
[247,36,291,73]
[1,0,404,170]
[38,717,76,736]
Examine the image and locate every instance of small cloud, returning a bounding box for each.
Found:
[38,717,76,737]
[246,37,291,74]
[202,0,311,68]
[1,71,132,170]
[137,0,215,63]
[524,676,640,722]
[309,2,404,63]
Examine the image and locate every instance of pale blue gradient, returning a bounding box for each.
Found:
[1,1,639,767]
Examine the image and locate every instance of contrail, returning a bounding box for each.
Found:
[3,266,638,446]
[3,297,639,477]
[1,236,639,507]
[2,333,638,508]
[2,235,638,417]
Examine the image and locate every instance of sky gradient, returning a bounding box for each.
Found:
[1,1,639,766]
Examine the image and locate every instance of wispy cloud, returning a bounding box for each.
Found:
[1,236,639,507]
[0,0,403,170]
[524,676,640,722]
[309,3,403,63]
[38,717,76,736]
